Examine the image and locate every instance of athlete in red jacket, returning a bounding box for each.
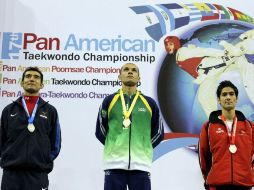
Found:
[199,80,254,190]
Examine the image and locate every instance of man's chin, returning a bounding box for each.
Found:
[224,106,235,111]
[123,81,136,87]
[25,88,38,94]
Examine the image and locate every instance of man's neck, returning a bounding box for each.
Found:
[222,109,235,120]
[23,92,39,96]
[122,85,137,96]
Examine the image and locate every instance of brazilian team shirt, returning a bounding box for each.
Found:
[95,90,164,172]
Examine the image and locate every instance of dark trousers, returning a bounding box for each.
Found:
[1,169,49,190]
[210,185,251,190]
[104,169,151,190]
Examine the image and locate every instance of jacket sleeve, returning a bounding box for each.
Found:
[150,99,164,148]
[251,121,254,168]
[0,108,8,157]
[95,98,109,145]
[49,107,61,161]
[198,121,211,182]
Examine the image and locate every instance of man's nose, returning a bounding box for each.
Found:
[225,95,231,99]
[29,76,36,81]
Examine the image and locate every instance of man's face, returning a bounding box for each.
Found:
[118,63,140,87]
[21,70,44,95]
[165,42,175,54]
[218,87,238,111]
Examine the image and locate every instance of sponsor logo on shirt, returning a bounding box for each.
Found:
[138,107,146,112]
[216,128,225,134]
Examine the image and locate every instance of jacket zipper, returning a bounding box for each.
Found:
[231,153,233,184]
[128,122,131,169]
[127,95,132,169]
[16,99,43,165]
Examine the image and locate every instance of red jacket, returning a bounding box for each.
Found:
[199,110,254,187]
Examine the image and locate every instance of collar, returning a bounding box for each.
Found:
[14,96,47,107]
[23,95,39,103]
[209,110,246,123]
[118,89,140,96]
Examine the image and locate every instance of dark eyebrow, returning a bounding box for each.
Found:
[25,74,41,78]
[222,91,235,95]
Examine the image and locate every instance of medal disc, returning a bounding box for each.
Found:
[123,118,131,128]
[27,123,35,133]
[229,144,237,154]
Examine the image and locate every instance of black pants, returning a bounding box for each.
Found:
[1,169,49,190]
[104,169,151,190]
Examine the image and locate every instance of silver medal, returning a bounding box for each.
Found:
[229,144,237,154]
[123,118,131,128]
[27,123,35,133]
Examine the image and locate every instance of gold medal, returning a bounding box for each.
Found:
[123,118,131,128]
[120,89,140,129]
[229,144,237,154]
[27,123,35,133]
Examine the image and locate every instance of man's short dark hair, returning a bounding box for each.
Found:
[216,80,238,98]
[22,67,43,83]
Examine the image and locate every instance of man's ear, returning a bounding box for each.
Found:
[20,81,24,88]
[217,97,221,105]
[40,83,44,89]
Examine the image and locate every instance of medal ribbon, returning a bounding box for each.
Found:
[22,97,39,124]
[120,89,140,119]
[221,115,237,145]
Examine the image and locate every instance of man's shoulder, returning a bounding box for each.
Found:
[1,98,22,116]
[100,92,119,108]
[102,92,118,102]
[39,97,58,112]
[3,97,21,109]
[139,93,157,105]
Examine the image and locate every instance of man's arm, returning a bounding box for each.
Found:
[250,121,254,168]
[49,107,61,161]
[0,108,8,156]
[198,121,211,185]
[177,46,224,62]
[150,99,164,148]
[95,98,110,145]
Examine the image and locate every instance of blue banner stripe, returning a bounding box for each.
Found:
[145,23,163,42]
[190,17,202,22]
[206,3,216,10]
[153,137,199,161]
[175,16,190,29]
[160,3,183,9]
[158,4,176,30]
[200,11,215,16]
[129,6,152,14]
[146,5,166,37]
[221,14,226,19]
[189,12,202,16]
